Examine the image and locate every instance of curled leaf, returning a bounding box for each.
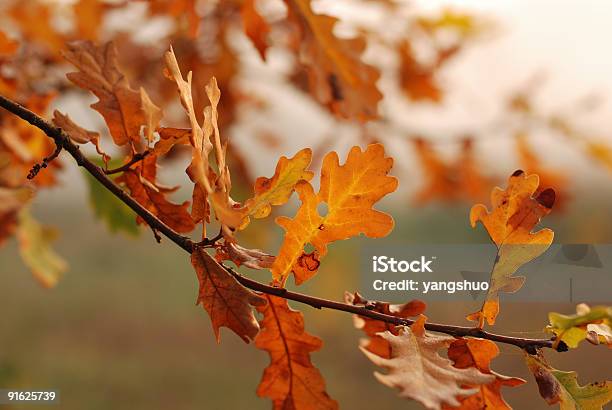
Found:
[361,315,494,410]
[52,110,109,162]
[345,291,426,359]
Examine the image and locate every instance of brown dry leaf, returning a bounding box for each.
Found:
[442,338,525,410]
[413,138,491,204]
[63,41,156,147]
[283,0,382,121]
[140,88,163,145]
[255,294,338,410]
[242,0,270,60]
[191,247,266,343]
[467,170,555,327]
[217,242,275,270]
[272,144,397,285]
[152,127,191,156]
[52,110,109,162]
[345,291,426,359]
[115,155,195,233]
[361,315,494,410]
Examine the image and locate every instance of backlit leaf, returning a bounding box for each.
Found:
[272,144,397,285]
[467,170,555,327]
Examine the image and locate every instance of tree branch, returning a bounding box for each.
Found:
[104,150,151,175]
[0,93,559,351]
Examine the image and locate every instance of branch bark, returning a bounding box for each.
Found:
[0,94,558,351]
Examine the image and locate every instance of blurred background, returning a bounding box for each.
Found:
[1,0,611,409]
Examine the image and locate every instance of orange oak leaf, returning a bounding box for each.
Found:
[63,41,161,147]
[271,144,397,285]
[191,247,266,343]
[52,111,109,163]
[283,0,382,121]
[467,170,555,327]
[255,294,338,410]
[345,291,426,359]
[398,42,451,103]
[443,338,525,410]
[362,315,494,409]
[241,0,270,60]
[115,155,195,233]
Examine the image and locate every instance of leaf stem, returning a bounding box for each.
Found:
[104,150,151,174]
[0,93,559,351]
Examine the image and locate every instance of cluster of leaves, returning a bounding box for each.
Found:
[0,1,611,410]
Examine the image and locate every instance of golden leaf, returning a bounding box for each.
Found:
[272,144,397,285]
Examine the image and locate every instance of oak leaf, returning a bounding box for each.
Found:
[467,170,555,327]
[272,144,397,285]
[361,315,494,410]
[191,247,266,343]
[283,0,382,121]
[345,291,426,359]
[63,41,160,147]
[547,304,612,349]
[0,31,18,57]
[525,351,612,410]
[255,294,338,410]
[443,338,525,410]
[115,155,195,233]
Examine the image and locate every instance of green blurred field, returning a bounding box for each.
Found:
[1,187,611,410]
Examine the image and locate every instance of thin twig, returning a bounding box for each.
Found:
[104,150,151,174]
[0,93,560,351]
[27,142,62,179]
